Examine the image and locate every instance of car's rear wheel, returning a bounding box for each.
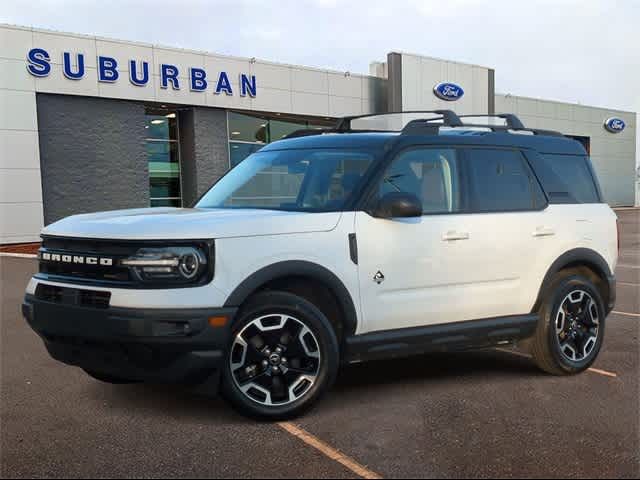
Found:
[529,273,606,375]
[222,291,339,420]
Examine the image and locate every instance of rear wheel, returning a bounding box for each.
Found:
[529,273,606,375]
[222,291,339,420]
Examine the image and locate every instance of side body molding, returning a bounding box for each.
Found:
[223,260,359,336]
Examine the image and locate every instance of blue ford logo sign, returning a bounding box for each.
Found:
[434,82,464,101]
[604,117,625,134]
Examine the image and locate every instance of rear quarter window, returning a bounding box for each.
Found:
[529,154,601,204]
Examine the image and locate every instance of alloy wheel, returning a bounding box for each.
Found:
[554,289,600,362]
[229,313,321,406]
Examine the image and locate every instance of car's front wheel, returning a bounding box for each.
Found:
[222,291,339,420]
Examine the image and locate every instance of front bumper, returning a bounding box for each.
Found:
[22,293,236,392]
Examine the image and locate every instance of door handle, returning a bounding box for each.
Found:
[533,226,555,237]
[442,230,470,241]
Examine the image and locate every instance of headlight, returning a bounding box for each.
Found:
[121,246,210,285]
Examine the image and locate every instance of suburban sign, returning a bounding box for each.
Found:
[433,82,464,101]
[26,48,257,97]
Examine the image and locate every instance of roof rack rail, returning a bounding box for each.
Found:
[457,113,564,136]
[335,110,463,131]
[283,111,564,139]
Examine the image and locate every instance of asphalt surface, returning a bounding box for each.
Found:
[1,209,638,478]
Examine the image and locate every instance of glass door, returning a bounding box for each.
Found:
[145,109,182,207]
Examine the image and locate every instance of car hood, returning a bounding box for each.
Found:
[41,208,342,240]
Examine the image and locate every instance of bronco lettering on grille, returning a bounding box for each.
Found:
[41,252,114,267]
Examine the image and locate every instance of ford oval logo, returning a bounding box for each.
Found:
[604,117,626,134]
[434,82,464,101]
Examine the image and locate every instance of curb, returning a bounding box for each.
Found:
[0,252,38,259]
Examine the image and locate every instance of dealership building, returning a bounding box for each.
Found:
[0,23,637,244]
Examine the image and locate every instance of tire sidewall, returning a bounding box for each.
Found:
[222,292,339,420]
[544,275,606,373]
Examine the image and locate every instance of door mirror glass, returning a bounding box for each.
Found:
[373,192,423,219]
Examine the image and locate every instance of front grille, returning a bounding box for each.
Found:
[35,284,111,309]
[38,237,138,286]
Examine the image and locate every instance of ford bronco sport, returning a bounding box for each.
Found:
[23,111,618,419]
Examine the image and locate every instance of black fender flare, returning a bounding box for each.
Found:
[223,260,358,336]
[532,247,615,313]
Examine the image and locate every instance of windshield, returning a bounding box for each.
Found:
[196,148,376,212]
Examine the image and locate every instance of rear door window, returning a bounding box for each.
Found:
[466,148,545,212]
[528,154,601,204]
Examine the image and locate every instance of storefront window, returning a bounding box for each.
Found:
[228,112,332,167]
[146,110,182,207]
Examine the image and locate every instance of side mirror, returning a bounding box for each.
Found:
[372,192,423,219]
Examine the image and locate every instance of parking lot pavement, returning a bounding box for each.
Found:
[1,209,638,478]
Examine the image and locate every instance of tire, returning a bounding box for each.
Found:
[83,369,139,384]
[221,291,339,420]
[528,272,606,375]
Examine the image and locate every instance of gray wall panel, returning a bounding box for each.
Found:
[36,93,148,225]
[179,107,229,206]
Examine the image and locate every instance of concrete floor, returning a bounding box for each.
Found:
[1,209,638,478]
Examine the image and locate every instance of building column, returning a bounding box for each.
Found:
[179,107,229,207]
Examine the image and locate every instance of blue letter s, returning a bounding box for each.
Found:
[26,48,51,77]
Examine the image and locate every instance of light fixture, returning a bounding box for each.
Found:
[151,119,165,125]
[231,131,241,135]
[165,113,176,118]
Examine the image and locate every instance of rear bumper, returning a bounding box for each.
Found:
[22,294,236,392]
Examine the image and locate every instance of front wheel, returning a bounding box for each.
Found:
[528,273,606,375]
[222,291,339,420]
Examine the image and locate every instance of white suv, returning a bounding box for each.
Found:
[23,111,618,419]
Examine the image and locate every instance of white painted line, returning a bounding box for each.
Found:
[617,264,640,269]
[278,422,382,479]
[612,311,640,318]
[0,252,37,259]
[617,282,640,287]
[494,348,618,378]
